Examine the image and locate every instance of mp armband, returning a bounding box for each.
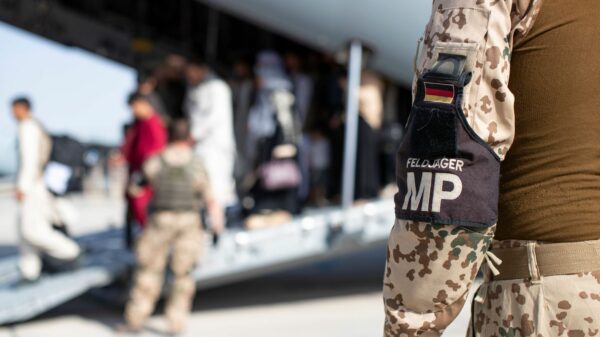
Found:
[394,55,500,228]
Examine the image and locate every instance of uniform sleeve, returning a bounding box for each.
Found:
[192,158,212,197]
[384,1,541,336]
[415,0,542,159]
[141,155,162,183]
[17,122,41,194]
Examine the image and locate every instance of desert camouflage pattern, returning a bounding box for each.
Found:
[384,220,495,336]
[125,211,202,332]
[385,0,544,335]
[413,0,542,160]
[469,240,600,337]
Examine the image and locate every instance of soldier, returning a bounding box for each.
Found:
[123,118,223,334]
[384,1,600,336]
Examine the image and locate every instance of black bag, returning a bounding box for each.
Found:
[47,135,87,194]
[50,135,86,168]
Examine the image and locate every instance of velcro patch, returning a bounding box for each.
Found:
[424,82,454,104]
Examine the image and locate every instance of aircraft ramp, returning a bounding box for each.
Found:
[0,199,394,324]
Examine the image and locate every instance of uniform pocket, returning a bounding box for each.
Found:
[416,2,491,109]
[429,2,490,43]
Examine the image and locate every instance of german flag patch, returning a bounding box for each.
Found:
[424,82,455,104]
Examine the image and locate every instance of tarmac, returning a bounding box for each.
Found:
[0,194,474,337]
[0,274,475,337]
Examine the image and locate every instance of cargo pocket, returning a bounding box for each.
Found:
[429,1,490,43]
[417,1,491,117]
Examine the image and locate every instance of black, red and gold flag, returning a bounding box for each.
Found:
[424,82,454,104]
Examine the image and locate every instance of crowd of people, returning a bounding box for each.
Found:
[8,48,407,334]
[119,50,406,231]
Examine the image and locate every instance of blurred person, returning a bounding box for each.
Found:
[156,55,188,120]
[383,1,600,336]
[304,54,345,133]
[123,119,223,334]
[228,58,255,207]
[137,71,168,124]
[285,52,315,206]
[330,69,384,202]
[185,57,237,214]
[303,55,345,203]
[379,84,407,191]
[10,97,80,282]
[307,129,330,206]
[356,69,384,198]
[120,93,167,231]
[284,52,314,126]
[229,58,254,158]
[244,50,302,229]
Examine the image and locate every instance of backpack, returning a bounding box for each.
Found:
[151,156,202,212]
[45,135,87,195]
[49,135,86,168]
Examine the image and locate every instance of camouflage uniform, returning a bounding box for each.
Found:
[125,145,210,332]
[469,240,600,337]
[378,0,595,336]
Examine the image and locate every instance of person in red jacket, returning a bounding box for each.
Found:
[120,93,167,232]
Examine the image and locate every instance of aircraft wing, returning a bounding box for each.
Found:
[201,0,431,86]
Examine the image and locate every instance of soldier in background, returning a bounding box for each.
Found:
[123,119,223,334]
[384,0,600,336]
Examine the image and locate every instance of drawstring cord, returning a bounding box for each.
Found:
[484,250,503,276]
[475,250,503,304]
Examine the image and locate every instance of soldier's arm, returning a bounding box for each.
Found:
[193,159,224,233]
[384,0,542,336]
[141,155,161,183]
[191,158,210,194]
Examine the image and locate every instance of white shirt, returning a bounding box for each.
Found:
[185,78,236,157]
[17,118,50,194]
[185,77,238,206]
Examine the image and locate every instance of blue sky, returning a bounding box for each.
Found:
[0,21,136,175]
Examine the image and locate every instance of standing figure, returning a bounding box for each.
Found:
[383,1,600,336]
[244,51,302,228]
[10,97,80,282]
[124,119,222,334]
[185,58,237,216]
[121,93,167,232]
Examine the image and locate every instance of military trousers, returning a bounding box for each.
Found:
[125,211,202,330]
[383,220,600,337]
[18,180,80,281]
[469,240,600,337]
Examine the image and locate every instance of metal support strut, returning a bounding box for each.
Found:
[341,40,363,209]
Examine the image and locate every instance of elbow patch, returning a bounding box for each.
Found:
[394,55,500,228]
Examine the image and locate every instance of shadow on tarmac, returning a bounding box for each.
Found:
[29,243,386,327]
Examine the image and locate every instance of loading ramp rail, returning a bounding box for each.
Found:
[0,198,395,324]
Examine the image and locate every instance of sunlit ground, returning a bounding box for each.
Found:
[0,193,473,337]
